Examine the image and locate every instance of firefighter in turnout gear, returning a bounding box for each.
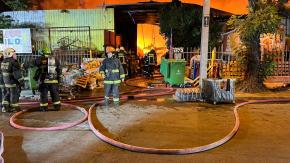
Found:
[116,47,129,76]
[144,48,157,78]
[0,51,7,112]
[34,47,62,111]
[100,46,125,106]
[1,48,23,112]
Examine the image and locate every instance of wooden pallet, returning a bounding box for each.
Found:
[75,76,89,88]
[222,61,245,80]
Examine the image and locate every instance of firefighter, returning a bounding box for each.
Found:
[100,46,125,106]
[144,48,157,78]
[33,47,62,111]
[1,48,24,112]
[116,46,129,76]
[0,51,6,112]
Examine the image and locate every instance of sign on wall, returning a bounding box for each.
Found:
[173,47,184,59]
[0,28,32,53]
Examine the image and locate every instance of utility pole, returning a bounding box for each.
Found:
[199,0,211,89]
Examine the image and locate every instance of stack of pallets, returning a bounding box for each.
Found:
[222,61,245,80]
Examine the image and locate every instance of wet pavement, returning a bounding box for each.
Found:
[1,85,290,162]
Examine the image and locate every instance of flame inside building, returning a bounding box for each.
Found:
[137,24,167,64]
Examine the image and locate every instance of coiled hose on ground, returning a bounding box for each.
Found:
[88,98,290,154]
[7,75,290,155]
[11,87,175,131]
[9,103,88,131]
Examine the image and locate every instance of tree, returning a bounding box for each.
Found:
[159,1,222,48]
[0,14,13,28]
[0,0,34,28]
[228,0,288,92]
[2,0,32,11]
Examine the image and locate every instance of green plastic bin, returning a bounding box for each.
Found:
[28,67,38,90]
[160,58,186,85]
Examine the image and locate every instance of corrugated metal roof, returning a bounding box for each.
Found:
[4,9,114,29]
[4,10,45,26]
[44,9,114,30]
[3,9,114,50]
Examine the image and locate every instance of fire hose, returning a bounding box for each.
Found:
[88,99,290,154]
[10,87,175,131]
[9,76,290,155]
[0,132,3,163]
[9,103,88,131]
[19,87,175,105]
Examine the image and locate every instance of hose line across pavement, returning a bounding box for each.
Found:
[9,79,290,155]
[0,131,4,163]
[10,103,88,131]
[88,99,290,155]
[11,88,175,131]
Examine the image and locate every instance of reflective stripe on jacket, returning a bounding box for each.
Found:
[100,57,125,84]
[1,57,23,86]
[33,56,61,84]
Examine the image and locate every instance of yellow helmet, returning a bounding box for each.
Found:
[4,48,16,58]
[41,47,52,55]
[106,46,115,53]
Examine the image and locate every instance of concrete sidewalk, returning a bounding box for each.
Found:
[1,87,290,163]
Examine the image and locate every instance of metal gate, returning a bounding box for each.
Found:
[18,26,92,67]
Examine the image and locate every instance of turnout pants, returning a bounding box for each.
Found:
[2,86,20,111]
[144,65,153,77]
[104,84,120,104]
[0,86,7,111]
[122,64,128,76]
[39,83,61,109]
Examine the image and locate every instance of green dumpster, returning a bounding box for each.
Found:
[160,58,186,85]
[28,67,38,90]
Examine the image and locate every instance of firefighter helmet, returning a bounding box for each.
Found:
[41,47,52,55]
[106,46,115,53]
[3,48,16,58]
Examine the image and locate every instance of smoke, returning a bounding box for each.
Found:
[33,0,252,14]
[34,0,163,9]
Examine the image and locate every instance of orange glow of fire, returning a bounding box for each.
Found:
[137,24,167,64]
[33,0,250,14]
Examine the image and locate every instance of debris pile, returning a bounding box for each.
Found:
[62,59,104,89]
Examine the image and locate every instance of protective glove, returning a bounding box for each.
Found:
[101,73,106,79]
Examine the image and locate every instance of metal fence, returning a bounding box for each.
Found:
[54,49,91,67]
[272,46,290,76]
[17,27,93,67]
[181,47,235,65]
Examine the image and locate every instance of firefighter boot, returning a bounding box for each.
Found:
[104,99,109,106]
[1,107,8,113]
[113,101,119,107]
[2,105,10,113]
[53,104,61,111]
[40,106,48,112]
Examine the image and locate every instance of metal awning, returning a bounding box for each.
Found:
[111,2,232,25]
